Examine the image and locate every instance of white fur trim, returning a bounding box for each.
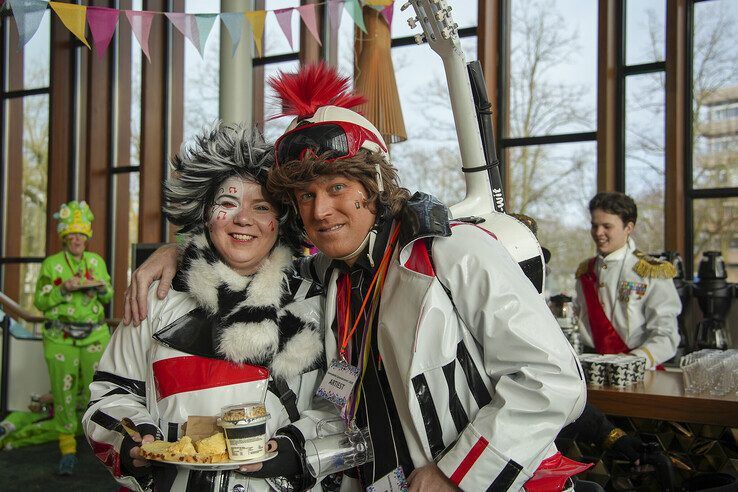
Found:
[185,257,221,312]
[270,324,322,380]
[242,246,292,308]
[217,320,280,363]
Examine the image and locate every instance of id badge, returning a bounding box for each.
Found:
[316,358,360,407]
[367,467,408,492]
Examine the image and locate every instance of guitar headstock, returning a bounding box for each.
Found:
[402,0,461,59]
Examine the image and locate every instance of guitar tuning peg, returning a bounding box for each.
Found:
[434,10,446,21]
[407,16,418,29]
[400,1,412,11]
[440,27,453,39]
[414,33,426,45]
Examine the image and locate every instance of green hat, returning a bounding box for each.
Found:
[55,201,94,238]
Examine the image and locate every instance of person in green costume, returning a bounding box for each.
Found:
[33,200,112,475]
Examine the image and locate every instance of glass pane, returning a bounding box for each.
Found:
[5,11,51,91]
[337,3,356,85]
[18,262,43,317]
[264,0,301,57]
[389,37,477,205]
[625,0,665,65]
[625,73,665,253]
[184,0,220,142]
[504,142,596,298]
[130,33,142,168]
[21,94,49,258]
[393,1,477,38]
[693,198,738,283]
[262,59,301,142]
[507,0,597,137]
[692,0,738,189]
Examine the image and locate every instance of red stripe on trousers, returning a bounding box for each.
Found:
[449,436,489,485]
[153,355,269,401]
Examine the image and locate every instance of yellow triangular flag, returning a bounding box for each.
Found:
[245,10,266,57]
[49,2,91,49]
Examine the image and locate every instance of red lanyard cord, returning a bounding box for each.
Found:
[338,223,401,359]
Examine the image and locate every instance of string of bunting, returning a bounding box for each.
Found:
[3,0,394,61]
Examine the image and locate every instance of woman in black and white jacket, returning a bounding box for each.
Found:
[82,123,324,492]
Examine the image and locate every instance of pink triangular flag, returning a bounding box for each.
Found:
[165,12,200,53]
[87,6,119,60]
[380,4,394,28]
[125,10,155,63]
[296,4,321,47]
[273,8,293,49]
[327,0,342,34]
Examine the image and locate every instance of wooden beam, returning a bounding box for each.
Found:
[168,1,185,243]
[300,0,323,65]
[664,0,687,256]
[138,0,168,243]
[597,0,619,192]
[84,0,115,259]
[2,21,25,301]
[47,9,77,255]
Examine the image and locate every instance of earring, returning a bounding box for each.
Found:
[355,201,361,209]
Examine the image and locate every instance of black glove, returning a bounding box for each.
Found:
[609,433,643,463]
[242,427,316,491]
[119,422,161,478]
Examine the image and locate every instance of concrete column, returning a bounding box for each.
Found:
[220,0,253,125]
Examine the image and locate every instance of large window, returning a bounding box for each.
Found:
[1,10,51,317]
[501,0,598,296]
[689,0,738,281]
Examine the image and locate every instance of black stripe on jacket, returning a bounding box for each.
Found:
[442,360,469,434]
[411,373,445,459]
[92,371,146,397]
[456,341,492,408]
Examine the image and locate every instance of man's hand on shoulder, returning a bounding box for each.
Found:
[407,464,459,492]
[123,244,178,326]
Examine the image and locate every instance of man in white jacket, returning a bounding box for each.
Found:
[574,192,681,369]
[125,65,588,491]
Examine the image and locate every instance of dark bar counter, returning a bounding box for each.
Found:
[587,370,738,426]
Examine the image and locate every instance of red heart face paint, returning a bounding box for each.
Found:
[208,176,279,276]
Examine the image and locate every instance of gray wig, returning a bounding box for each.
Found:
[163,122,302,251]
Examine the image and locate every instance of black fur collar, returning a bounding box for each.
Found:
[165,233,323,380]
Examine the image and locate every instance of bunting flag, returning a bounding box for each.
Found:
[220,12,243,57]
[166,13,200,53]
[7,0,49,50]
[194,14,217,57]
[297,4,321,47]
[327,0,343,35]
[273,8,293,50]
[49,2,91,49]
[344,0,366,34]
[244,10,266,57]
[7,0,384,60]
[125,10,155,63]
[87,6,119,60]
[380,4,393,28]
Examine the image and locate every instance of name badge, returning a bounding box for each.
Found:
[316,358,360,407]
[367,466,408,492]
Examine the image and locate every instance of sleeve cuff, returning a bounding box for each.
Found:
[436,424,530,491]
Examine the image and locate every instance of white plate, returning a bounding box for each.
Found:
[148,450,277,471]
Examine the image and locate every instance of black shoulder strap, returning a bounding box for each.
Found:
[269,378,300,423]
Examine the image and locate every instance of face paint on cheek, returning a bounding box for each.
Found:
[269,220,275,232]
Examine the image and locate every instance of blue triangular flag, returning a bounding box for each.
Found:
[220,12,243,57]
[194,14,217,58]
[8,0,49,50]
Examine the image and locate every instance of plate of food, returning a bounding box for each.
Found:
[68,279,105,291]
[140,432,277,471]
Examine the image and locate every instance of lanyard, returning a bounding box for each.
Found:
[338,223,400,422]
[64,251,89,279]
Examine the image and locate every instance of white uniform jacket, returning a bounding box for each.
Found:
[83,242,324,492]
[574,238,681,368]
[295,194,587,491]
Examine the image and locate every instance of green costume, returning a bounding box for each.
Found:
[33,201,112,459]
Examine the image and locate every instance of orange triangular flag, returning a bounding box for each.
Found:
[244,10,266,57]
[49,1,91,49]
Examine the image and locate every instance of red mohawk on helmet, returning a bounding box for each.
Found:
[268,63,366,120]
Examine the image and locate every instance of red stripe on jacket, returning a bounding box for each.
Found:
[153,355,269,401]
[449,436,489,484]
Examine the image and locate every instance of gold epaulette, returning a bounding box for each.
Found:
[575,258,592,278]
[632,250,677,279]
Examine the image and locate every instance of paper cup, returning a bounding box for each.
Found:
[218,403,270,461]
[587,357,607,386]
[607,359,631,388]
